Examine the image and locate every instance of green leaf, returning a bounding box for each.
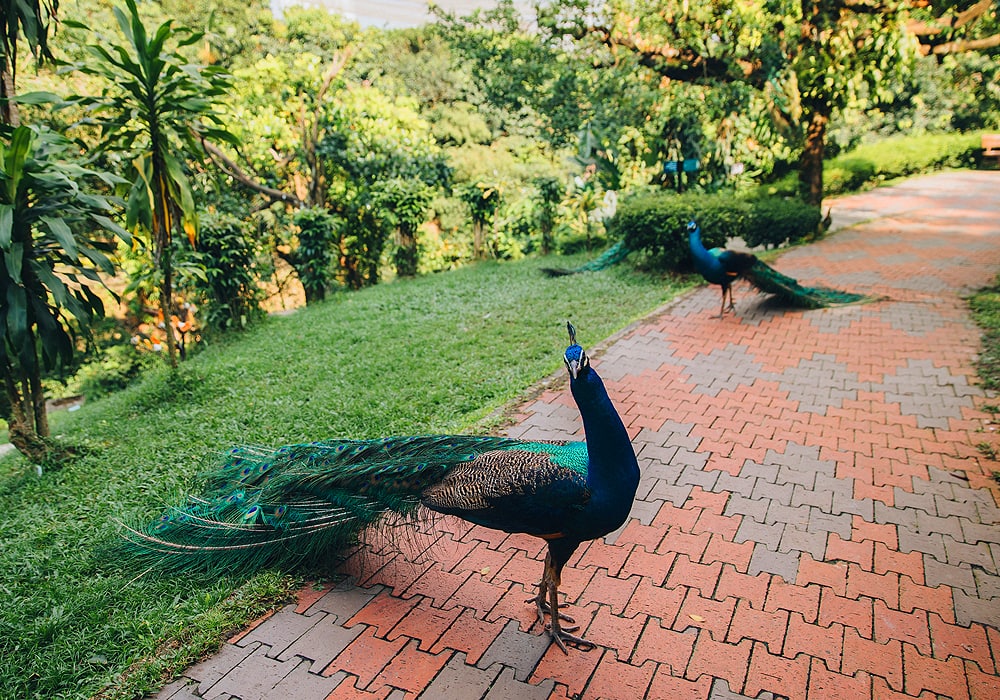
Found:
[0,204,13,250]
[4,242,23,284]
[41,216,79,258]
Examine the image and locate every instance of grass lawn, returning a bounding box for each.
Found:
[0,253,690,699]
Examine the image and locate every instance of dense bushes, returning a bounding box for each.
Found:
[769,131,985,198]
[608,191,820,270]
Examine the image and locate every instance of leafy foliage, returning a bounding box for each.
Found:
[608,192,750,270]
[64,0,236,365]
[0,124,128,459]
[744,198,821,249]
[288,207,336,304]
[191,212,263,332]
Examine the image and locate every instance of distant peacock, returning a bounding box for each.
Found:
[686,221,875,316]
[112,323,640,653]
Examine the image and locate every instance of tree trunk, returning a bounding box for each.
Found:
[160,244,178,368]
[0,67,19,126]
[2,353,49,463]
[472,221,484,260]
[798,106,829,207]
[395,224,418,277]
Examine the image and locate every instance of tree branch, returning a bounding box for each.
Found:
[928,32,1000,54]
[199,137,305,208]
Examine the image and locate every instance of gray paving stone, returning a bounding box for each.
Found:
[765,501,810,529]
[748,545,800,583]
[202,644,301,700]
[832,492,874,520]
[157,678,203,700]
[897,528,947,561]
[776,465,816,489]
[791,483,833,512]
[740,461,780,483]
[306,580,380,620]
[626,498,664,527]
[418,652,500,699]
[954,589,1000,628]
[476,619,551,682]
[911,478,955,501]
[271,660,347,699]
[725,494,770,523]
[178,642,260,697]
[975,568,1000,599]
[808,509,853,540]
[893,488,937,515]
[915,510,965,541]
[678,464,719,491]
[715,472,758,499]
[755,480,794,508]
[779,525,827,560]
[483,665,556,699]
[944,538,997,575]
[874,501,918,529]
[709,677,776,699]
[735,519,784,550]
[936,496,983,522]
[277,609,365,672]
[647,481,693,507]
[923,557,977,595]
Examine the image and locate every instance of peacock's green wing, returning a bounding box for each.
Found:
[420,441,591,537]
[111,435,582,575]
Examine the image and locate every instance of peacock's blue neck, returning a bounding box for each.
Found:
[688,227,724,283]
[571,367,639,503]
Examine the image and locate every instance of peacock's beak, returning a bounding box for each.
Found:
[565,358,580,380]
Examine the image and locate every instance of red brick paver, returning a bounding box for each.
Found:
[157,171,1000,699]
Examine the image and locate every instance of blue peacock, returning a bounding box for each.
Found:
[113,323,640,653]
[685,221,874,316]
[542,221,872,316]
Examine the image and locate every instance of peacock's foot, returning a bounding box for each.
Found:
[526,592,578,628]
[547,619,595,654]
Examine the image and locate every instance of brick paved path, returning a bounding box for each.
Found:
[158,171,1000,700]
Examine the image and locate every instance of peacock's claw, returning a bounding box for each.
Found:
[547,621,595,654]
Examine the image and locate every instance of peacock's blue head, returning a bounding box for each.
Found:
[564,322,590,380]
[686,220,698,234]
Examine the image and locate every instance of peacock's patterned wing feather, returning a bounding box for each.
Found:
[421,441,590,536]
[112,435,588,575]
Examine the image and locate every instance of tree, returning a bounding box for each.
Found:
[66,0,236,366]
[461,182,502,259]
[378,177,434,278]
[539,0,913,205]
[0,125,129,461]
[0,0,58,125]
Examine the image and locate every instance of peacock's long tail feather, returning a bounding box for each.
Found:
[110,435,529,575]
[541,240,631,277]
[745,259,877,309]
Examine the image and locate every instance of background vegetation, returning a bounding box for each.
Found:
[0,0,997,695]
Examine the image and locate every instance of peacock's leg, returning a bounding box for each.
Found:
[544,557,594,654]
[527,552,576,626]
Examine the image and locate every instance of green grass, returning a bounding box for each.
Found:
[970,275,1000,394]
[0,254,688,700]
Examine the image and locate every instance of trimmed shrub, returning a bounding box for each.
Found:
[745,198,822,249]
[609,192,751,270]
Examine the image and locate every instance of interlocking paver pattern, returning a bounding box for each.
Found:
[158,171,1000,699]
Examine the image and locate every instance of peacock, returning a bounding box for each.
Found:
[686,220,874,316]
[112,323,640,653]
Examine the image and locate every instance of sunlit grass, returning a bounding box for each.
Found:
[0,253,689,699]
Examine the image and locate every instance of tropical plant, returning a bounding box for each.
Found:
[0,0,58,125]
[191,211,263,331]
[461,182,502,259]
[0,124,128,462]
[64,0,237,366]
[377,177,434,278]
[287,207,336,304]
[533,175,562,255]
